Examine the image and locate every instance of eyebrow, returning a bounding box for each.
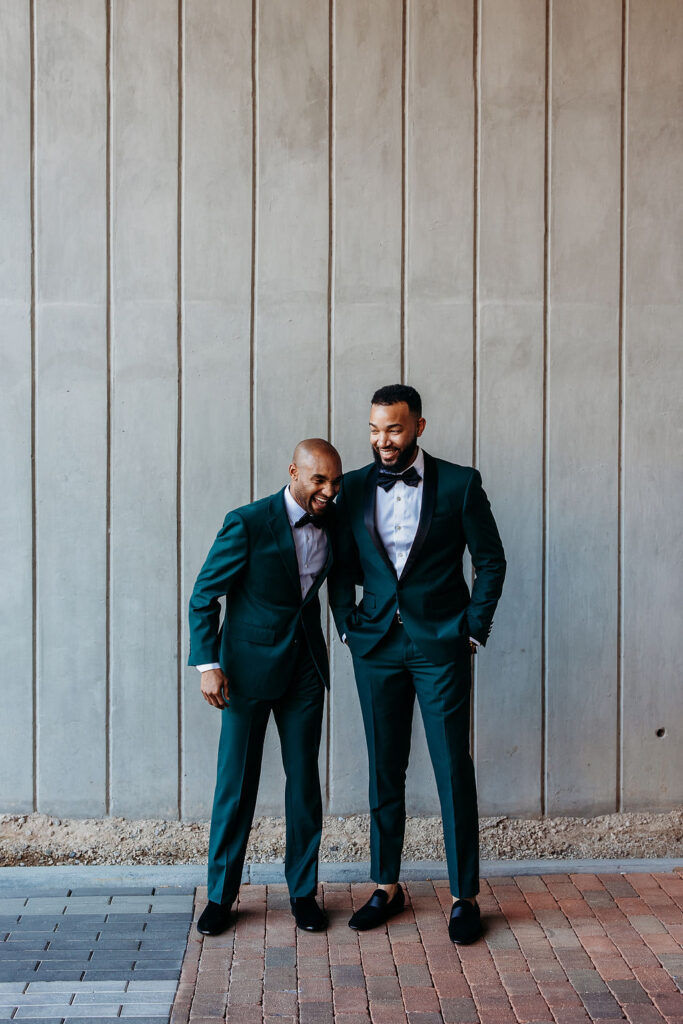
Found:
[369,421,402,429]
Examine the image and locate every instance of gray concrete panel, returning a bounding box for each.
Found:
[109,0,179,817]
[34,0,108,815]
[402,0,476,813]
[252,0,330,812]
[475,0,546,815]
[328,0,403,813]
[545,0,621,813]
[622,0,683,809]
[180,0,253,818]
[0,0,33,811]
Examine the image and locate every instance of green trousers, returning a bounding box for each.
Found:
[352,620,479,898]
[207,645,325,906]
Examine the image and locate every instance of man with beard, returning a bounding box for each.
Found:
[328,385,506,944]
[188,439,342,936]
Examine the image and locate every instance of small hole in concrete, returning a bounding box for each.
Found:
[656,727,666,738]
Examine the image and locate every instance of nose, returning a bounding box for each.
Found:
[322,482,335,498]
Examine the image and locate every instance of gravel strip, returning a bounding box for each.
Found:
[1,809,681,867]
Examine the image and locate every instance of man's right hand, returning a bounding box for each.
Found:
[201,668,229,709]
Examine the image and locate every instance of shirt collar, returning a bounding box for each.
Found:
[284,484,307,527]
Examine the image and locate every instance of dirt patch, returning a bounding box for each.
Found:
[1,810,681,867]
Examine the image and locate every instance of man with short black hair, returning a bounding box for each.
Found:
[329,386,505,944]
[189,439,342,935]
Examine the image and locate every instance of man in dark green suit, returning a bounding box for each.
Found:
[329,385,506,944]
[188,439,342,935]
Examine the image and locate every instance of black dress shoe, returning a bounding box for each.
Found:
[348,886,405,931]
[196,900,233,936]
[290,896,328,932]
[448,899,482,944]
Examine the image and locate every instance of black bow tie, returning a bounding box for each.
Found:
[376,466,421,492]
[294,512,325,529]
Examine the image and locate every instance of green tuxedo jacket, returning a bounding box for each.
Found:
[328,452,506,664]
[188,489,333,698]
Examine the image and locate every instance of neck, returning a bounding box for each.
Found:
[287,484,308,512]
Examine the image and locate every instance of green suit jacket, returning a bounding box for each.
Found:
[328,452,506,664]
[188,488,333,698]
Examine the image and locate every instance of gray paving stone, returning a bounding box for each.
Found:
[86,956,136,968]
[119,1005,171,1017]
[26,983,127,994]
[7,1018,63,1024]
[68,1018,169,1024]
[23,901,69,913]
[128,952,179,961]
[152,887,194,896]
[69,889,152,898]
[32,971,84,982]
[53,917,106,928]
[42,1005,123,1018]
[14,919,60,930]
[131,961,182,972]
[125,972,178,982]
[0,983,27,993]
[125,983,177,993]
[0,919,20,928]
[92,940,140,951]
[14,1006,74,1017]
[81,972,135,982]
[0,901,28,914]
[30,951,87,962]
[74,993,170,1004]
[0,970,38,982]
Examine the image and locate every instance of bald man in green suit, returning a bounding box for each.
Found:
[329,385,506,945]
[188,439,342,936]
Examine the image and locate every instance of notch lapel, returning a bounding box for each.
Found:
[267,490,301,598]
[363,465,397,576]
[400,451,437,580]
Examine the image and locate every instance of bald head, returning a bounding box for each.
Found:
[292,437,340,466]
[289,438,342,517]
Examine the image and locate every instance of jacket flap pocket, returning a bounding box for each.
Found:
[229,619,276,645]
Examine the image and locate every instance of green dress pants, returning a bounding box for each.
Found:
[352,619,479,898]
[207,644,325,906]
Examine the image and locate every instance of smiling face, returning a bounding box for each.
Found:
[289,446,343,516]
[370,401,426,472]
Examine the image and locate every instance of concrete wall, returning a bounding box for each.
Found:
[1,0,681,819]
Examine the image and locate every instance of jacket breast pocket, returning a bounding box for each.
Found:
[229,619,276,646]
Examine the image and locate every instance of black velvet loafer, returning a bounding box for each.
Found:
[196,900,233,936]
[290,896,328,932]
[348,886,405,931]
[448,899,482,945]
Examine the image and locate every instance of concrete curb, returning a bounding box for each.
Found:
[0,858,681,892]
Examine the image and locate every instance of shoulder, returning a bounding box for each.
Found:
[224,490,281,528]
[427,453,477,484]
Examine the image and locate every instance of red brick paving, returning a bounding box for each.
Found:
[170,871,683,1023]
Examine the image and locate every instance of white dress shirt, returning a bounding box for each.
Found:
[196,486,329,673]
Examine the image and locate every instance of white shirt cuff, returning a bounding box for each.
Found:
[469,637,480,647]
[197,662,221,673]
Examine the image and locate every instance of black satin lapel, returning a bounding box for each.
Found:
[401,451,437,579]
[268,492,301,596]
[363,465,396,576]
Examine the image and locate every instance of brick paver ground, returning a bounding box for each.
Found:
[172,871,683,1024]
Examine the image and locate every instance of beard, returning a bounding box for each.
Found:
[372,436,419,473]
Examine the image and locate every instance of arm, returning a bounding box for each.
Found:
[462,470,506,646]
[327,479,362,640]
[188,512,249,666]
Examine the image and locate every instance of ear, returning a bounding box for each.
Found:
[288,462,298,481]
[416,417,426,437]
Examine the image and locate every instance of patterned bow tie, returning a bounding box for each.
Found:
[376,466,421,492]
[295,512,325,529]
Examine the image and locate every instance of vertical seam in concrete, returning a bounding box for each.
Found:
[617,0,629,812]
[325,0,336,810]
[176,0,185,821]
[471,0,481,761]
[249,0,259,503]
[400,0,408,383]
[29,0,38,812]
[541,0,552,817]
[105,0,113,816]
